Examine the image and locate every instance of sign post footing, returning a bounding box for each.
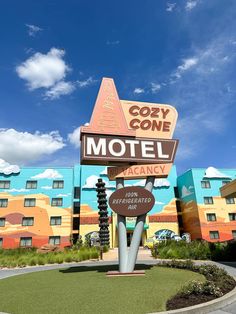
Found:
[106,270,145,277]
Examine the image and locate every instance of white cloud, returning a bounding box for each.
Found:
[154,179,170,188]
[166,3,176,12]
[77,77,97,88]
[82,175,115,189]
[185,0,199,11]
[57,193,71,197]
[181,185,193,198]
[151,82,161,93]
[41,186,52,190]
[16,48,69,90]
[68,127,81,148]
[106,40,120,45]
[155,201,165,205]
[133,88,145,94]
[83,175,100,188]
[44,81,75,99]
[204,167,231,179]
[173,57,198,80]
[7,188,28,193]
[31,169,63,179]
[0,159,20,175]
[133,178,170,188]
[0,129,65,164]
[26,24,43,37]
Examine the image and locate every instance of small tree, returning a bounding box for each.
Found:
[96,178,110,247]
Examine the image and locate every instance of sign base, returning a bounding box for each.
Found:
[106,270,145,277]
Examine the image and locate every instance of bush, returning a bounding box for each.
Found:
[29,258,37,266]
[181,280,223,298]
[37,257,46,265]
[102,245,109,253]
[210,241,236,261]
[55,256,64,264]
[64,254,73,263]
[159,260,236,301]
[153,240,211,260]
[0,246,101,268]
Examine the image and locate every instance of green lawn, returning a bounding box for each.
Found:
[0,265,204,314]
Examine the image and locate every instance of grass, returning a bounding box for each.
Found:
[0,265,204,314]
[0,247,99,268]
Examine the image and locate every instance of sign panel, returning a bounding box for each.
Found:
[109,186,155,217]
[107,163,172,180]
[81,134,178,165]
[121,100,178,139]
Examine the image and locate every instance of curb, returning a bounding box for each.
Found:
[148,285,236,314]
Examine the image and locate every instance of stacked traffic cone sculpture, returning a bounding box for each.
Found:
[96,178,110,246]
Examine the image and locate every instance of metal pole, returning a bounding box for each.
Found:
[126,176,155,272]
[116,178,128,272]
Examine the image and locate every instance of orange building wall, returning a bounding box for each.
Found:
[0,192,72,248]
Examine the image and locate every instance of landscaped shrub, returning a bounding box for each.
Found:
[29,258,37,266]
[0,246,99,268]
[152,240,211,260]
[163,261,236,311]
[181,280,223,297]
[210,241,236,261]
[102,245,109,253]
[37,257,45,266]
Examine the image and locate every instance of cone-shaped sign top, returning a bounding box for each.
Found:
[80,78,135,137]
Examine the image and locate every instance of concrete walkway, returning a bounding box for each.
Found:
[102,246,154,261]
[0,250,235,314]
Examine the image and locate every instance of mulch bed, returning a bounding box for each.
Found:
[166,294,215,310]
[167,282,236,310]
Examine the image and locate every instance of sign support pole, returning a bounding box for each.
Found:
[116,178,128,272]
[116,176,155,273]
[126,176,155,272]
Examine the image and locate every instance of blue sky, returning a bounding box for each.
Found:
[0,0,235,174]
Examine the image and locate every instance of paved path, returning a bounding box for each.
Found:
[208,262,236,314]
[0,250,235,314]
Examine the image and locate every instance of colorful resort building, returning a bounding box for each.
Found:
[0,164,235,249]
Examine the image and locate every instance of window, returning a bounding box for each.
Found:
[24,198,36,207]
[209,231,219,239]
[0,181,10,189]
[53,180,64,189]
[0,218,6,227]
[50,216,62,225]
[74,187,80,199]
[51,198,63,206]
[0,238,2,247]
[20,237,32,247]
[73,201,80,214]
[207,213,216,221]
[222,180,231,186]
[229,213,236,221]
[26,180,37,189]
[201,181,211,188]
[232,231,236,239]
[49,236,60,245]
[204,197,214,204]
[0,199,8,207]
[22,217,34,226]
[226,197,235,204]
